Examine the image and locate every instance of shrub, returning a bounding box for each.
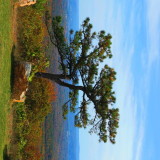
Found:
[25,77,57,122]
[23,121,43,160]
[17,5,49,70]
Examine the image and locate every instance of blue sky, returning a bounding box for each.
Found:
[79,0,160,160]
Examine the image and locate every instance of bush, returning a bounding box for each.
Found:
[33,0,47,12]
[17,4,49,71]
[12,77,57,159]
[23,121,43,160]
[25,77,57,122]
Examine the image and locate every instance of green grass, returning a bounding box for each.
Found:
[0,0,13,158]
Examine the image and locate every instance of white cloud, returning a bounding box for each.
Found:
[134,123,145,160]
[139,0,160,119]
[146,0,160,68]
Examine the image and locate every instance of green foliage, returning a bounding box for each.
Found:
[44,16,120,143]
[32,0,47,12]
[25,77,52,123]
[19,137,27,151]
[16,104,27,122]
[28,60,50,82]
[12,103,29,159]
[17,5,49,72]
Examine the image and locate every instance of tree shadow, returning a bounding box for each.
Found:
[3,145,11,160]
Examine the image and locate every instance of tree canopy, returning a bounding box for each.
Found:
[36,14,120,143]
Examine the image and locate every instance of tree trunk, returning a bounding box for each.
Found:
[35,72,85,91]
[35,72,71,80]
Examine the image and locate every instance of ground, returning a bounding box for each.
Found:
[0,0,13,158]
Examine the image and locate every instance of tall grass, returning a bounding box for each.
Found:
[0,0,13,159]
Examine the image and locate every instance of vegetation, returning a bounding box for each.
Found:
[11,103,28,160]
[17,1,49,77]
[9,0,57,159]
[0,0,12,158]
[36,16,120,143]
[11,78,56,160]
[24,78,56,160]
[25,77,56,123]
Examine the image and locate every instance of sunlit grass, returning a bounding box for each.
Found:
[0,0,13,158]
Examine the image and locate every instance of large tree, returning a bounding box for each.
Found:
[36,14,119,143]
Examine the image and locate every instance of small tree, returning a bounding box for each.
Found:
[36,14,119,143]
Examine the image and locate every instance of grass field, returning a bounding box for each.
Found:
[0,0,13,158]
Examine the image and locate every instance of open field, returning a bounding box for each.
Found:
[0,0,13,158]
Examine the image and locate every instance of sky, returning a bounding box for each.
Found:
[79,0,160,160]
